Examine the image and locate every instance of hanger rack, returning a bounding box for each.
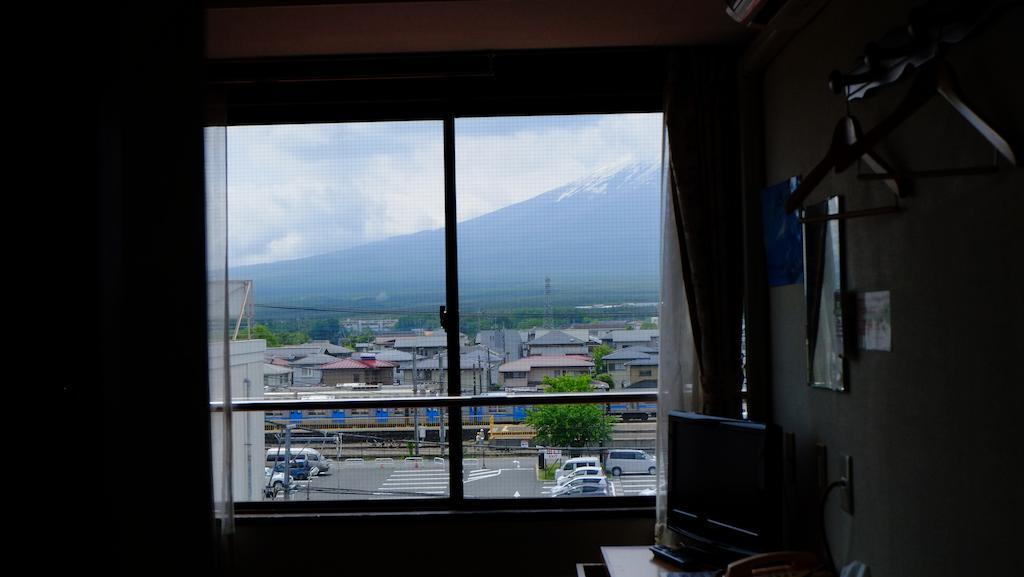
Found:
[785,0,1019,217]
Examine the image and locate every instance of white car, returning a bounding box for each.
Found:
[550,476,610,497]
[263,467,296,496]
[555,466,605,486]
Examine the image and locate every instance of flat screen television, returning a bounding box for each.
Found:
[666,411,783,562]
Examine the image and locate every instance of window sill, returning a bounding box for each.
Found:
[234,497,656,523]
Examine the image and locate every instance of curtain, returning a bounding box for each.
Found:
[654,136,699,547]
[205,122,235,560]
[664,49,745,419]
[655,48,746,546]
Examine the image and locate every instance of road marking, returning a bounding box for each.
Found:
[465,469,502,483]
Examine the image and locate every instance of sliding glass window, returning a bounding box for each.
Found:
[207,114,662,506]
[456,114,663,499]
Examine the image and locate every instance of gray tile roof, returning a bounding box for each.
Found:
[529,330,585,346]
[499,355,594,372]
[625,357,659,367]
[603,348,654,361]
[288,352,339,366]
[610,330,660,343]
[372,349,414,362]
[394,335,449,349]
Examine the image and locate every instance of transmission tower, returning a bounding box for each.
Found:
[544,276,553,328]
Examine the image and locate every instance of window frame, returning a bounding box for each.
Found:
[208,48,667,515]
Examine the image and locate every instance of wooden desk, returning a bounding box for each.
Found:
[600,546,677,577]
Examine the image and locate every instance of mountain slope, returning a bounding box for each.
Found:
[231,162,662,311]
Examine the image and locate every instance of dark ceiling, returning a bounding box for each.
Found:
[206,0,751,59]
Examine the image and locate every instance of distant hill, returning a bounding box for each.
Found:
[231,162,662,312]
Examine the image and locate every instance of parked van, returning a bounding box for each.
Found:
[555,456,601,481]
[604,449,656,476]
[266,447,331,472]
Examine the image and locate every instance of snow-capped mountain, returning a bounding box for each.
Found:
[231,162,662,310]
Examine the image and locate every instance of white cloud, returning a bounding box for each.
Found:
[223,113,662,266]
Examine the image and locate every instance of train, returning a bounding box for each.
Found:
[259,389,656,441]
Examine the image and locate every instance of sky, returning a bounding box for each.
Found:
[218,113,663,267]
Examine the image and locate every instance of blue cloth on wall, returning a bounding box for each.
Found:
[762,177,803,286]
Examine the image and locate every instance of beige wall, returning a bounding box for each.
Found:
[628,364,658,384]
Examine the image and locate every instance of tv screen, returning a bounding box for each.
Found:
[666,411,782,559]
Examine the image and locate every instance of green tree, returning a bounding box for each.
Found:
[590,344,614,374]
[280,331,310,345]
[640,322,658,330]
[250,323,281,347]
[524,375,614,448]
[595,373,615,389]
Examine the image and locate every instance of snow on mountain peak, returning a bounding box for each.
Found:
[554,160,659,202]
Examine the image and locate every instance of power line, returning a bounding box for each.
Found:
[254,303,657,319]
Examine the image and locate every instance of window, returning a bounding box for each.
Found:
[209,111,661,508]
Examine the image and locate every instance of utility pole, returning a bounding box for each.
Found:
[438,349,446,456]
[283,424,294,500]
[412,347,420,456]
[544,276,553,329]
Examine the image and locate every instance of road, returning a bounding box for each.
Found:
[263,456,659,502]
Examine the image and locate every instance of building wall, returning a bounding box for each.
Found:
[209,338,267,502]
[628,364,658,385]
[762,2,1023,575]
[322,368,394,385]
[528,366,592,385]
[527,343,589,356]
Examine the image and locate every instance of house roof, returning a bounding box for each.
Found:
[265,342,353,359]
[263,363,293,375]
[288,352,341,366]
[372,349,414,362]
[626,379,658,389]
[609,329,659,343]
[625,357,659,367]
[528,330,585,346]
[499,355,594,372]
[394,335,449,349]
[320,358,397,370]
[603,348,654,361]
[415,349,504,370]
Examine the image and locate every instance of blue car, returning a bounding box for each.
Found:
[273,460,315,481]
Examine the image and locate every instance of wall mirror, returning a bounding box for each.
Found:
[803,196,847,391]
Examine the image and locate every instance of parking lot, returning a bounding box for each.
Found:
[263,456,658,501]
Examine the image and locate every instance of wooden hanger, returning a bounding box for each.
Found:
[787,57,1017,213]
[784,114,904,213]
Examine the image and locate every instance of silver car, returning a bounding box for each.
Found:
[551,476,610,496]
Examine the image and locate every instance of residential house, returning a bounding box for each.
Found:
[603,346,659,388]
[319,355,396,386]
[475,329,523,362]
[525,329,589,357]
[413,346,505,394]
[393,333,467,357]
[262,363,293,388]
[624,357,658,389]
[265,341,353,362]
[498,355,594,390]
[287,352,339,385]
[605,329,660,349]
